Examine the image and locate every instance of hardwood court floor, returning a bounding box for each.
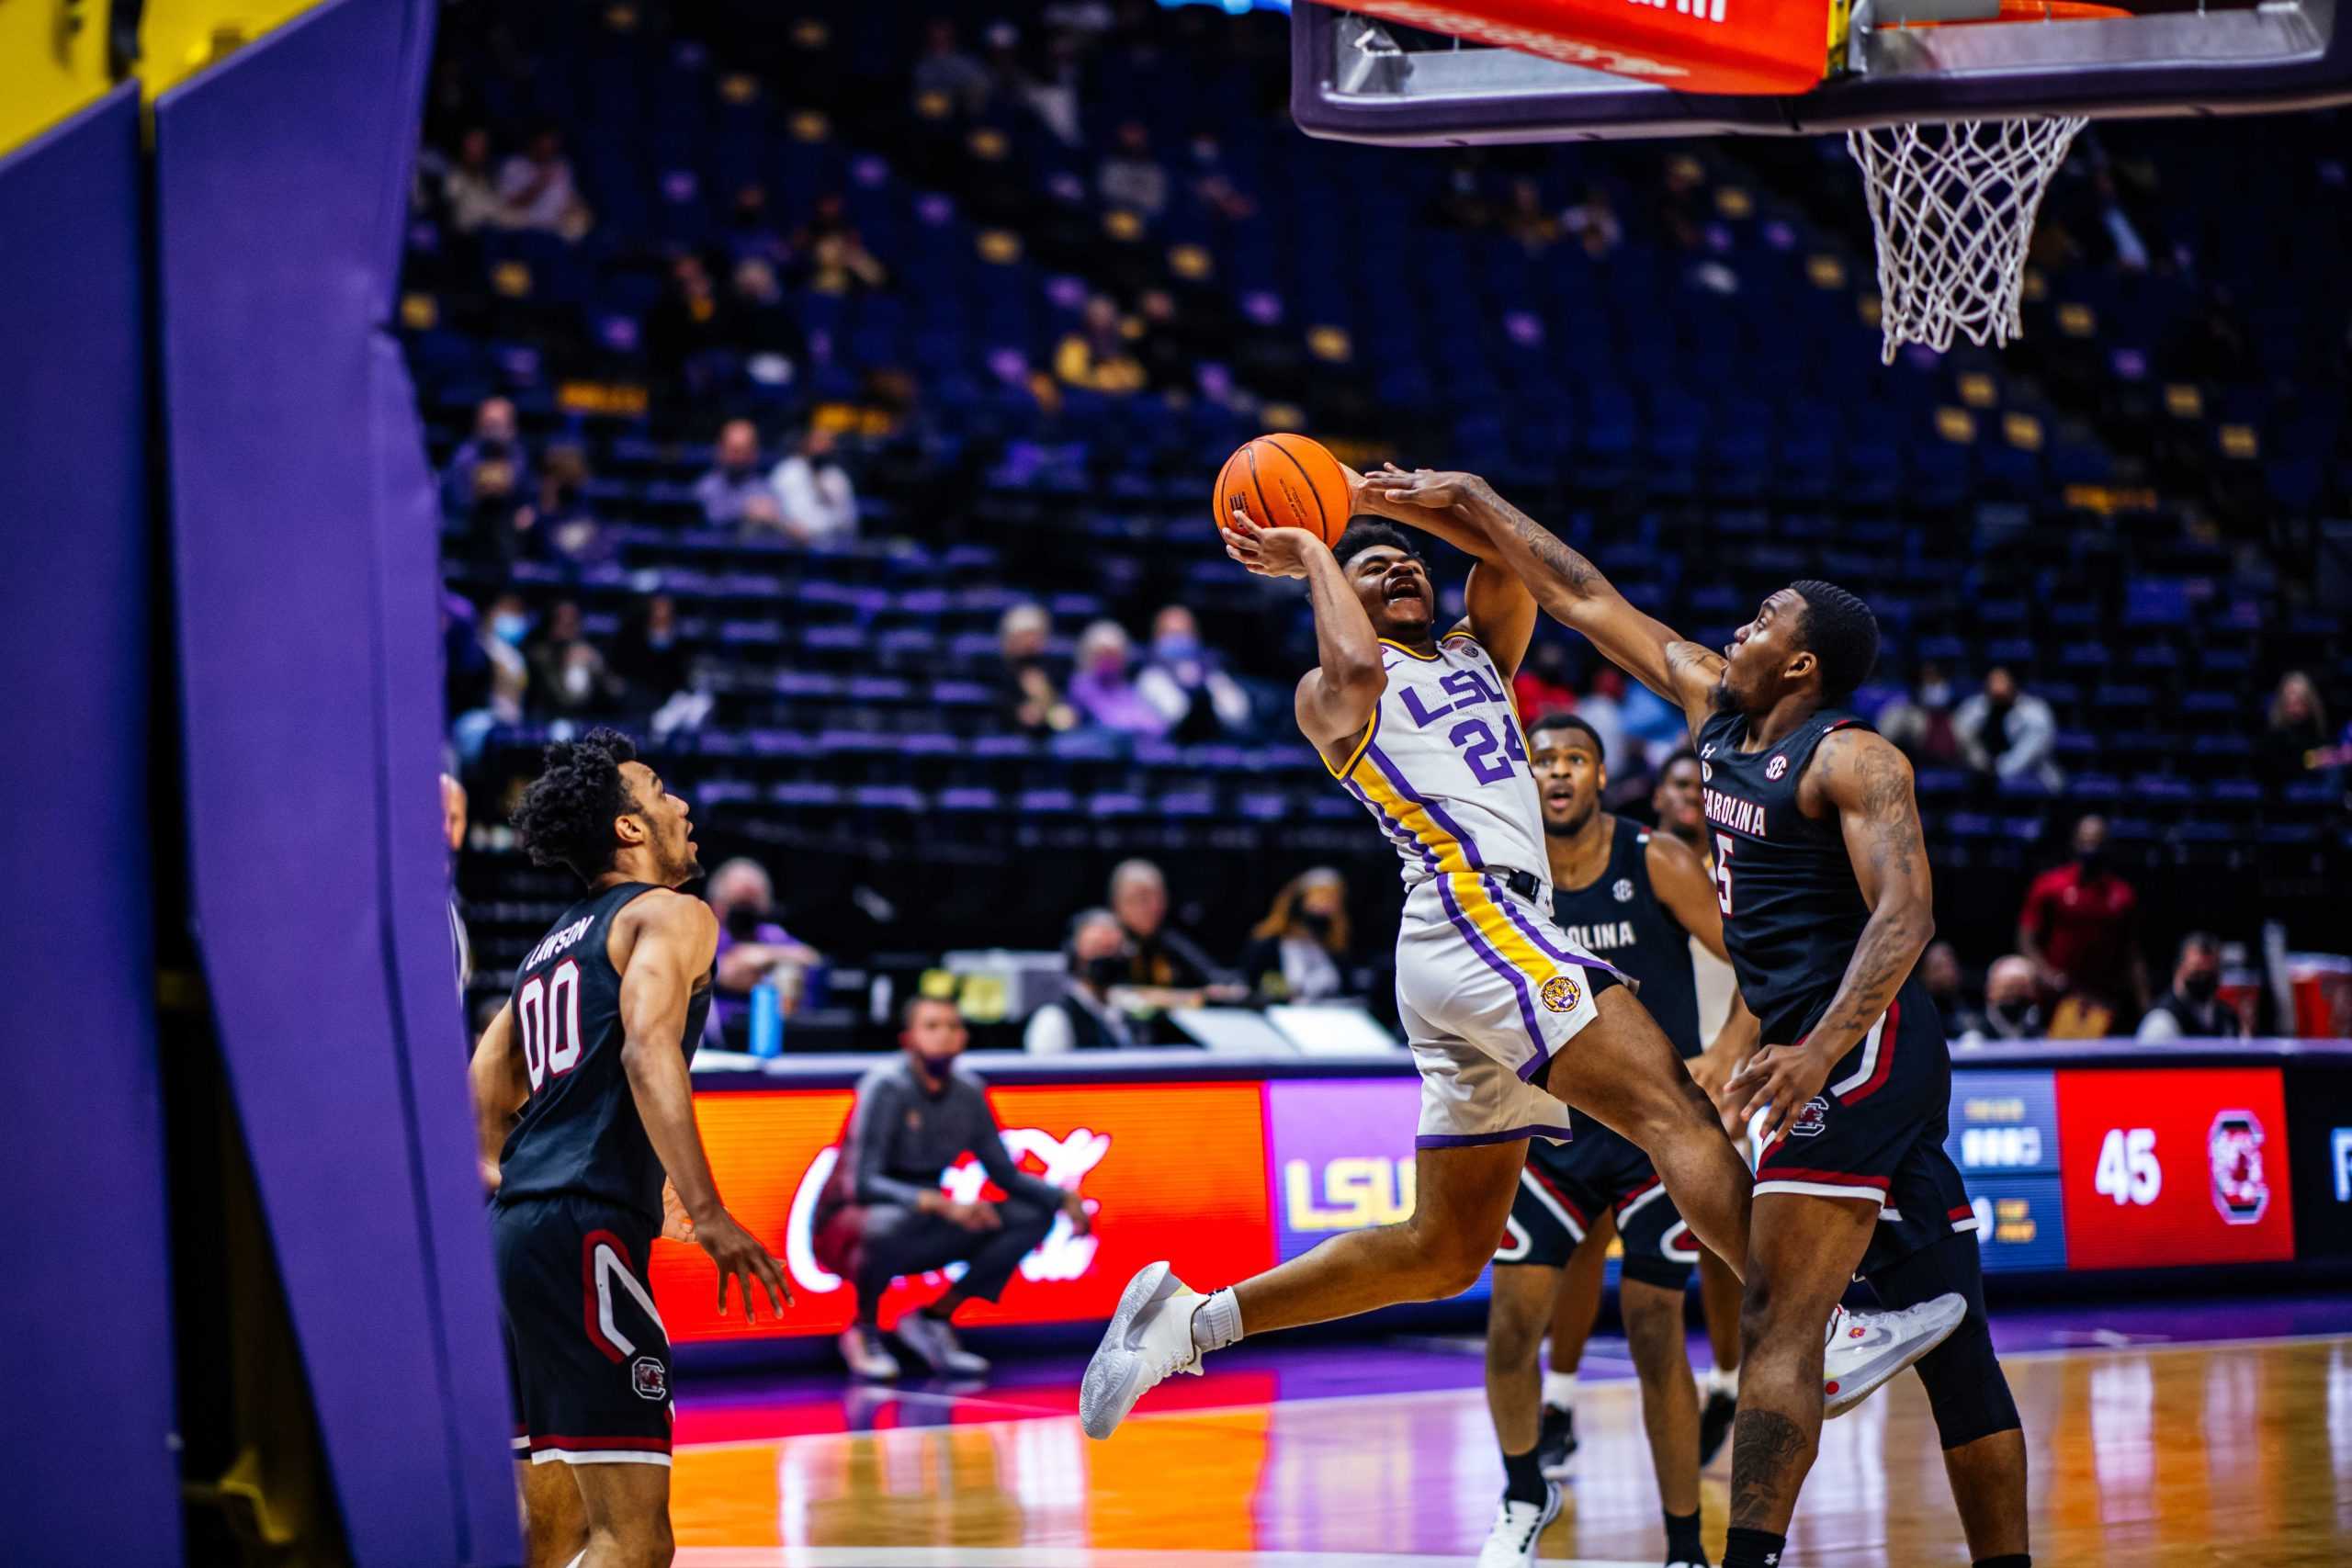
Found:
[668,1327,2352,1567]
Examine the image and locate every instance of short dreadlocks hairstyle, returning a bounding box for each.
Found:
[1789,580,1881,701]
[511,727,640,881]
[1330,520,1421,570]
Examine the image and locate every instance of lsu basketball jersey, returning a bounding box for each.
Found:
[1328,633,1552,897]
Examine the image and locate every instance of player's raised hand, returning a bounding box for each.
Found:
[696,1208,793,1322]
[1727,1041,1837,1148]
[1358,462,1487,513]
[1221,507,1322,580]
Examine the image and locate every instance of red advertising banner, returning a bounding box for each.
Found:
[2051,1067,2295,1271]
[650,1081,1275,1342]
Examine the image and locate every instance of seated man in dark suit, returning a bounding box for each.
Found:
[814,998,1091,1380]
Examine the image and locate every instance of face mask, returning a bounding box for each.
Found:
[1989,999,2036,1029]
[1917,680,1951,707]
[492,613,529,645]
[1153,633,1201,661]
[647,627,673,649]
[2075,850,2108,876]
[725,905,762,942]
[1297,909,1334,939]
[1082,955,1125,990]
[2181,972,2221,1005]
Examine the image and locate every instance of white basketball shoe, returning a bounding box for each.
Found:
[1079,1260,1207,1439]
[1474,1483,1560,1568]
[1822,1292,1966,1417]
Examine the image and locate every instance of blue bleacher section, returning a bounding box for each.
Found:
[407,1,2348,1010]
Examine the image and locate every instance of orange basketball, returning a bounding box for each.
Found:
[1213,433,1353,549]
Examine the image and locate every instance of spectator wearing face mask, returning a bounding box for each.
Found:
[2137,933,2249,1041]
[1024,908,1138,1053]
[2017,814,2149,1036]
[1135,605,1251,741]
[1958,955,2046,1045]
[815,998,1093,1381]
[1953,665,2062,791]
[525,600,623,717]
[1876,660,1963,766]
[1068,621,1167,738]
[443,398,531,562]
[1236,869,1352,1005]
[706,857,821,1037]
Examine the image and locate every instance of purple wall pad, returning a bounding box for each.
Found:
[153,2,517,1562]
[0,83,183,1565]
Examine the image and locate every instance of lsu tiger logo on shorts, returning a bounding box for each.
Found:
[1539,975,1582,1013]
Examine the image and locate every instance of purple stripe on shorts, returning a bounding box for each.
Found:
[1488,877,1634,987]
[1364,740,1486,871]
[1435,872,1551,1078]
[1417,1124,1575,1149]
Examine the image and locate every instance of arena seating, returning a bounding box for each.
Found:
[404,0,2348,1014]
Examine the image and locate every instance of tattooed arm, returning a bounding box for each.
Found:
[1730,729,1936,1143]
[1360,466,1722,729]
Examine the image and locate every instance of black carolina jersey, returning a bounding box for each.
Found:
[1551,817,1701,1055]
[494,882,711,1224]
[1694,707,1880,1045]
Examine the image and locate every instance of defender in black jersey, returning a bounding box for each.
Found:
[1367,466,2025,1568]
[1482,713,1761,1568]
[469,729,788,1568]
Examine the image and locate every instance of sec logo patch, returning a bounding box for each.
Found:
[1539,975,1582,1013]
[1766,755,1789,781]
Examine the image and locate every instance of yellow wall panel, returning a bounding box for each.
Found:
[0,0,116,153]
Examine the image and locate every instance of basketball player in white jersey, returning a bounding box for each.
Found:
[1080,492,1961,1563]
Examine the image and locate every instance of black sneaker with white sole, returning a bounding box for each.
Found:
[1534,1403,1577,1478]
[1698,1387,1737,1468]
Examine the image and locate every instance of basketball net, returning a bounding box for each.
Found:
[1847,116,2086,361]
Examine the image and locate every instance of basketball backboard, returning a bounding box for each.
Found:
[1291,0,2352,143]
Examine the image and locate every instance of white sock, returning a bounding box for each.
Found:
[563,1554,585,1568]
[1542,1370,1578,1410]
[1705,1363,1739,1398]
[1189,1287,1242,1353]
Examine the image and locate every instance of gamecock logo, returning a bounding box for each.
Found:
[2209,1110,2269,1224]
[630,1355,668,1402]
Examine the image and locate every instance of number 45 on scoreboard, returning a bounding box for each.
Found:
[2094,1127,2162,1207]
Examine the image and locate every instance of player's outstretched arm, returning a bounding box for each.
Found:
[1730,731,1935,1142]
[1351,468,1537,678]
[1362,467,1720,728]
[1643,831,1762,1110]
[616,891,792,1320]
[467,1002,527,1195]
[1222,511,1385,752]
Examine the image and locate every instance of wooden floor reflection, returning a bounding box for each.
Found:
[671,1336,2352,1567]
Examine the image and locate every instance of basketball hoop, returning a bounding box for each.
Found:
[1845,0,2121,360]
[1848,114,2086,361]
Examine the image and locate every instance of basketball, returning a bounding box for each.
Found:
[1214,434,1353,549]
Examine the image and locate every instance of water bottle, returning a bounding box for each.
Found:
[749,978,783,1059]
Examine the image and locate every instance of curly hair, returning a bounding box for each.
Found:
[511,727,640,881]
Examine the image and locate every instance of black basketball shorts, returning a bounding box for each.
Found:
[493,1194,673,1468]
[1750,984,1977,1276]
[1497,1122,1697,1290]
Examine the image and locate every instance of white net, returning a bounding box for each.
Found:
[1848,116,2087,362]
